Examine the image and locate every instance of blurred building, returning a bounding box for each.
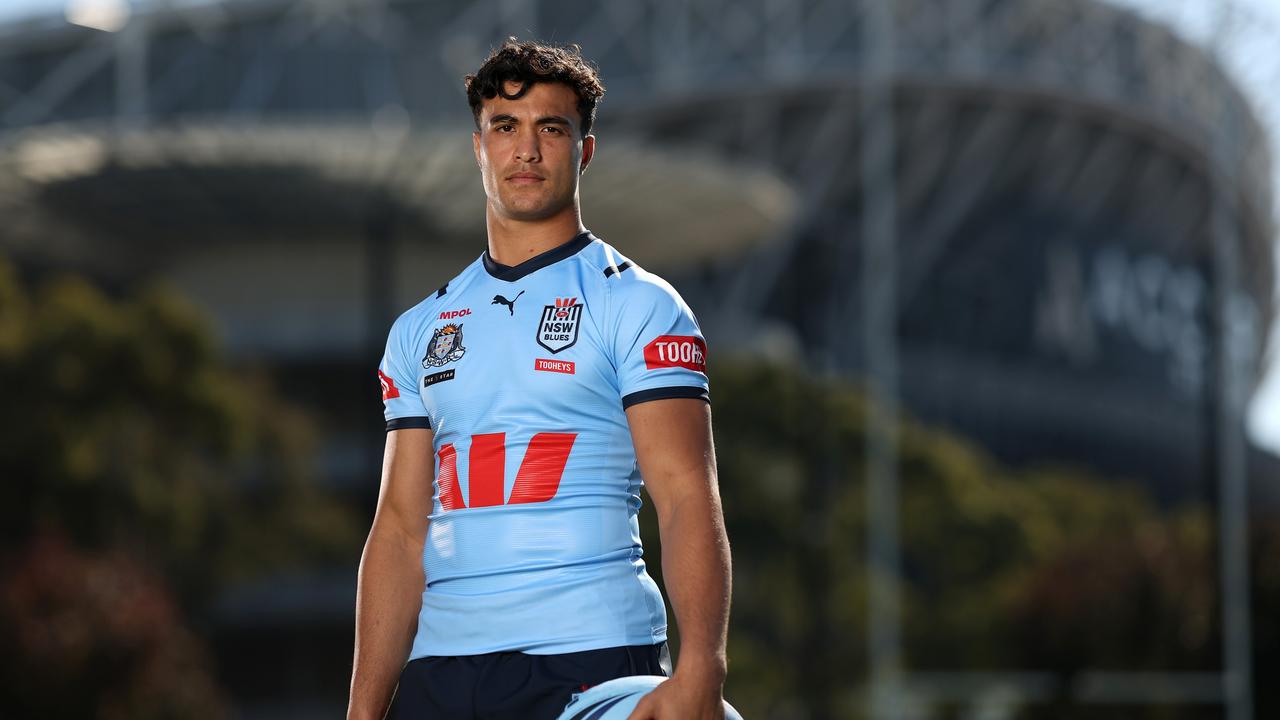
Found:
[1,0,1275,715]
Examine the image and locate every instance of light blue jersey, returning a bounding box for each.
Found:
[378,231,710,657]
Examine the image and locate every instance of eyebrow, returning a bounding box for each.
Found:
[488,114,573,128]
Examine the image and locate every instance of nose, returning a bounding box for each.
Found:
[514,128,541,163]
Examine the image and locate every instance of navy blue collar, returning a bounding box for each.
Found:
[482,231,595,282]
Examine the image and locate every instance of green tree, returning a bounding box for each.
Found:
[644,359,1243,719]
[0,532,227,719]
[0,258,359,716]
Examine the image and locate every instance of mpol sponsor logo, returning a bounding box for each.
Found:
[534,358,576,375]
[439,308,471,320]
[643,335,707,372]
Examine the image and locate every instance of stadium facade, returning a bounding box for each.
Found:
[1,0,1275,714]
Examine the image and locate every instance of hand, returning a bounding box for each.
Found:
[626,674,725,720]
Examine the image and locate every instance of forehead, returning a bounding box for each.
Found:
[479,80,582,124]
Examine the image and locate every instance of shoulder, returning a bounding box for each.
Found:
[386,297,434,348]
[611,266,694,323]
[390,257,484,338]
[578,236,689,313]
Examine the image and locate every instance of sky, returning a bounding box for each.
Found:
[4,0,1280,454]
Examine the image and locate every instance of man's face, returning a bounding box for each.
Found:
[472,80,594,223]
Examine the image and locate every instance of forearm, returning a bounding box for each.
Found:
[348,522,425,720]
[658,493,732,681]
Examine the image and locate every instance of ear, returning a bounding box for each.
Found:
[472,130,482,167]
[579,134,596,174]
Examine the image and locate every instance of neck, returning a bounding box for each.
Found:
[485,204,586,266]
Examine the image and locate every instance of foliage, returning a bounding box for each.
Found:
[0,258,360,716]
[0,258,358,600]
[639,359,1272,720]
[0,532,227,719]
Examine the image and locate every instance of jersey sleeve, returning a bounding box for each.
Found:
[379,313,431,431]
[611,276,710,409]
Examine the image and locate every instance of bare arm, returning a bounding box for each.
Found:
[348,428,435,720]
[626,398,731,719]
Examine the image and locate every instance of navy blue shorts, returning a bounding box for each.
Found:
[387,642,671,720]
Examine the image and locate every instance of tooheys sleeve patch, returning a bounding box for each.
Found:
[643,335,708,372]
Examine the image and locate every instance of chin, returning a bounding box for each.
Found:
[500,198,569,222]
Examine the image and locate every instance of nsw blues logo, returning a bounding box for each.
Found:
[536,297,582,354]
[423,323,466,367]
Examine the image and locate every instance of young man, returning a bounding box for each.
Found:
[347,40,732,720]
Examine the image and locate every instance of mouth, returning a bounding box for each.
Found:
[507,172,545,185]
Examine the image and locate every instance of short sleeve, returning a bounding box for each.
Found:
[379,314,431,431]
[612,275,710,409]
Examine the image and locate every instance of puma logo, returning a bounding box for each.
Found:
[491,290,524,316]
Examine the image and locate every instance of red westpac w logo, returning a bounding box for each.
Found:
[435,432,577,510]
[554,296,577,315]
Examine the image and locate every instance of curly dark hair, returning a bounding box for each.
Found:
[465,38,606,137]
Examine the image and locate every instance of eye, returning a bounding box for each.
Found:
[541,126,564,135]
[496,124,515,133]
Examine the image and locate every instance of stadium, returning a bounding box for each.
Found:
[1,0,1275,716]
